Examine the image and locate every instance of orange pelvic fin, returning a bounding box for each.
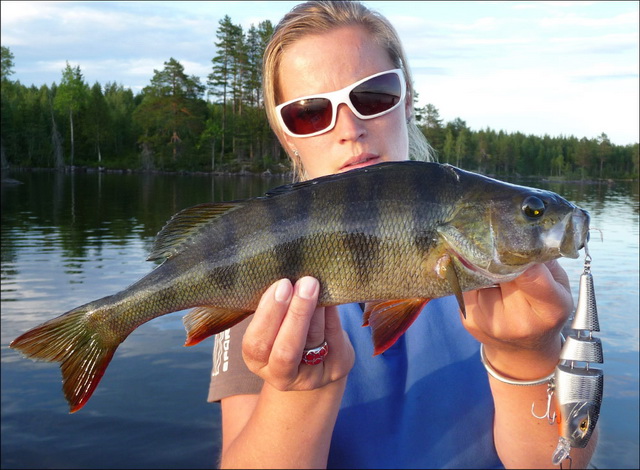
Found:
[183,306,252,346]
[363,298,430,355]
[9,305,117,413]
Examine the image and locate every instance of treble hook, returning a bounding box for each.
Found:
[531,380,556,424]
[560,454,573,469]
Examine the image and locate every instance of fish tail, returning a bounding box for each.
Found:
[10,305,118,413]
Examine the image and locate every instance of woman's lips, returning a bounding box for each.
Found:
[338,154,381,172]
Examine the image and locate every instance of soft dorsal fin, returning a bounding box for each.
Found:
[147,202,243,261]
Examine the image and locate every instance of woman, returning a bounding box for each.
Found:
[208,2,597,468]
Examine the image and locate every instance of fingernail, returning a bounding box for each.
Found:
[297,277,319,300]
[274,279,292,303]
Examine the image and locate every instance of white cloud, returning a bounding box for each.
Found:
[2,1,637,145]
[0,1,53,22]
[512,1,600,11]
[180,60,211,80]
[539,10,639,28]
[547,32,639,56]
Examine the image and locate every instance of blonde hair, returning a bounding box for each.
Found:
[263,0,433,180]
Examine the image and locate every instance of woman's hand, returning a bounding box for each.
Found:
[463,260,599,468]
[242,276,355,391]
[222,277,355,469]
[462,260,573,378]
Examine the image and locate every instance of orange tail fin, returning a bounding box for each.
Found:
[10,306,117,413]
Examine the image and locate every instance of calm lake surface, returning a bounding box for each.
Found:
[1,169,638,469]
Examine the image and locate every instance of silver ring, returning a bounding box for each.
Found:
[301,341,329,365]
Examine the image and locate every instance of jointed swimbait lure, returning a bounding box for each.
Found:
[533,246,604,466]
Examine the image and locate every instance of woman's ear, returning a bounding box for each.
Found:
[405,91,413,122]
[282,132,295,152]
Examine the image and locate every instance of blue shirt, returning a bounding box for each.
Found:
[209,296,503,468]
[328,297,502,469]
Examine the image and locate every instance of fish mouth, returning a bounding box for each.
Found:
[554,208,590,259]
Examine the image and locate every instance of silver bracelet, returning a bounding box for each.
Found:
[479,334,564,386]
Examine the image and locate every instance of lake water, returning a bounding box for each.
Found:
[1,169,638,469]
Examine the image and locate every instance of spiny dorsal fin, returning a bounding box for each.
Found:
[147,202,243,261]
[263,161,422,197]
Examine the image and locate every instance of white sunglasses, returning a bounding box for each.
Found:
[275,68,406,138]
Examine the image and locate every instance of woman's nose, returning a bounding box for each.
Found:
[333,103,366,142]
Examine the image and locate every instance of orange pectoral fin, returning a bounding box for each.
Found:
[183,306,252,346]
[437,253,466,319]
[363,298,430,355]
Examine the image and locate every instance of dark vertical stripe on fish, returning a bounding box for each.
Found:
[413,230,439,256]
[276,187,312,281]
[273,238,306,281]
[409,169,451,258]
[217,208,240,290]
[340,174,381,289]
[209,264,240,293]
[342,232,380,290]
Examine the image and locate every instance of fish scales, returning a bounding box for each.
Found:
[204,171,420,306]
[10,161,590,412]
[214,206,391,305]
[90,172,435,334]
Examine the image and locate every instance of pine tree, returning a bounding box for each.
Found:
[209,15,242,159]
[134,58,205,166]
[54,62,88,167]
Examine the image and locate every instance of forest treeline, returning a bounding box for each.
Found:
[1,16,638,179]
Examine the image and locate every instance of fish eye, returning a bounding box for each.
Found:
[522,196,546,219]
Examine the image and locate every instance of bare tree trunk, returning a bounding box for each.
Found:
[69,109,74,167]
[211,138,216,172]
[50,97,64,169]
[96,126,102,165]
[0,139,7,170]
[221,89,226,161]
[140,141,154,170]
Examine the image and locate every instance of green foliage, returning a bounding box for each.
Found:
[0,31,637,179]
[1,45,15,81]
[416,103,638,179]
[133,58,207,169]
[53,62,89,166]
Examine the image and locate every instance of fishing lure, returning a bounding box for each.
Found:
[533,246,604,467]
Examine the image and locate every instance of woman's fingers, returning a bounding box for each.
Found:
[462,261,573,348]
[243,279,293,369]
[270,277,324,371]
[242,277,354,391]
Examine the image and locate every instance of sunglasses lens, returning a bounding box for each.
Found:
[350,72,402,116]
[280,98,333,136]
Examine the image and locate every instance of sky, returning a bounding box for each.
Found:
[1,1,638,146]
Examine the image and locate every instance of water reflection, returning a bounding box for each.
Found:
[1,169,638,469]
